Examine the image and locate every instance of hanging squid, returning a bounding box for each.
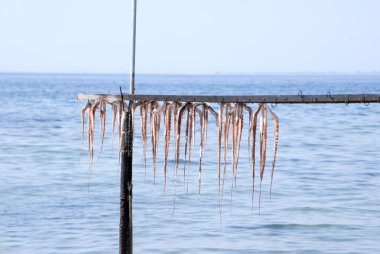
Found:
[80,99,279,210]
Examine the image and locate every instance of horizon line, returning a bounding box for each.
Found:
[1,71,380,76]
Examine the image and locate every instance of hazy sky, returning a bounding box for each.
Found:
[1,0,379,74]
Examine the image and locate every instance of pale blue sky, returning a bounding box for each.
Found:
[0,0,379,74]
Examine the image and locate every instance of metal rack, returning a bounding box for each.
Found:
[78,93,380,104]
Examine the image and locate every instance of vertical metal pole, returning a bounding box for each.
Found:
[119,108,133,254]
[120,0,137,250]
[130,0,137,95]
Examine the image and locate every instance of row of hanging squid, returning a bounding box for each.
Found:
[81,98,279,201]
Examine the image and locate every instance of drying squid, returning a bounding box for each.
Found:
[80,97,280,212]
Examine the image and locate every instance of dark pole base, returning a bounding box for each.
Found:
[120,108,133,254]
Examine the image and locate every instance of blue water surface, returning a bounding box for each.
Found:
[0,74,379,254]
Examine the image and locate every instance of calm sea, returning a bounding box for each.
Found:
[0,74,379,254]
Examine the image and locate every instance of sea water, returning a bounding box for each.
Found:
[0,74,379,254]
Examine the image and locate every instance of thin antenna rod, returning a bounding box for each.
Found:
[130,0,137,95]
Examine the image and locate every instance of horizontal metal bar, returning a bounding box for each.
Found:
[77,93,380,104]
